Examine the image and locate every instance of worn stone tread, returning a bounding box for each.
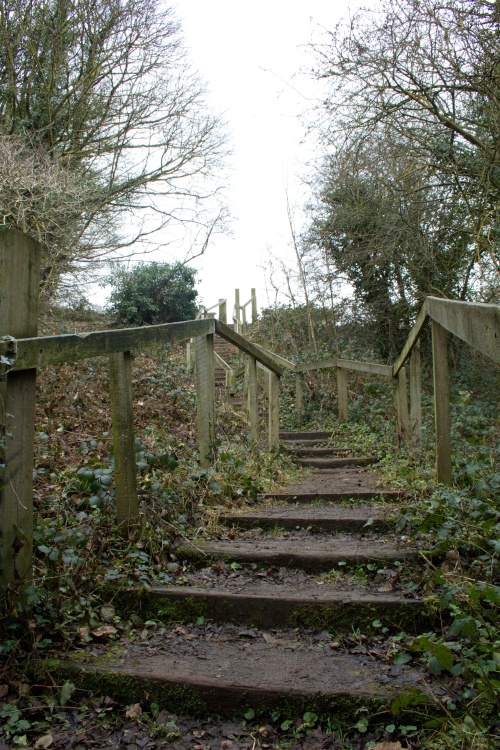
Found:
[296,456,378,468]
[283,446,351,456]
[279,431,333,440]
[219,503,394,532]
[141,584,426,630]
[258,491,404,503]
[179,535,415,572]
[60,639,426,715]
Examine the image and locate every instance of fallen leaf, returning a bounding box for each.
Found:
[125,703,143,720]
[34,734,54,749]
[0,684,8,698]
[262,632,278,645]
[99,604,116,622]
[92,625,117,637]
[373,742,404,750]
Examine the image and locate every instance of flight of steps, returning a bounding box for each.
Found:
[55,431,432,723]
[213,329,238,389]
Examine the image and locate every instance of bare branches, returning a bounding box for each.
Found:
[0,0,229,296]
[306,0,500,342]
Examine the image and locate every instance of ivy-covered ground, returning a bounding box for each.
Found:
[0,309,499,749]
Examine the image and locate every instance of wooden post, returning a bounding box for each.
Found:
[186,340,192,369]
[261,364,269,398]
[268,370,280,447]
[0,230,40,586]
[242,358,249,408]
[409,341,422,443]
[227,367,236,398]
[395,366,410,445]
[248,356,258,439]
[295,373,304,421]
[195,333,215,467]
[109,351,139,528]
[251,288,258,324]
[219,299,227,324]
[432,321,452,484]
[234,289,241,333]
[337,367,348,423]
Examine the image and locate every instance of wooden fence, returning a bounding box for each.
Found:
[1,228,499,587]
[243,298,499,486]
[0,230,280,586]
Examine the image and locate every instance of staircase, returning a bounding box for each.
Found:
[213,328,238,389]
[55,431,432,722]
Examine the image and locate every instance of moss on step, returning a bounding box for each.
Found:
[101,585,208,623]
[288,600,436,634]
[46,659,208,715]
[42,656,410,722]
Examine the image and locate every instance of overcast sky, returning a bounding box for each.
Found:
[95,0,360,311]
[168,0,353,314]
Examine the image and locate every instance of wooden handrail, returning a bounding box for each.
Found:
[392,301,429,376]
[297,357,392,377]
[214,321,283,376]
[426,297,500,364]
[11,319,216,371]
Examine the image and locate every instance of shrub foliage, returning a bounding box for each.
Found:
[107,262,198,326]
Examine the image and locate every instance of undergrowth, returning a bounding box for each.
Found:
[1,306,499,749]
[251,309,500,748]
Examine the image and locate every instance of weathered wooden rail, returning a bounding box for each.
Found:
[243,299,499,485]
[1,228,499,587]
[0,231,279,586]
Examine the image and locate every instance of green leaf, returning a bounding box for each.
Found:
[434,644,454,670]
[60,681,75,707]
[281,719,293,731]
[356,718,368,733]
[303,711,318,726]
[244,708,255,720]
[410,636,435,652]
[428,656,443,676]
[390,690,429,716]
[393,652,413,665]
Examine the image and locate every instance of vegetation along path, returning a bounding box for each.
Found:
[54,431,440,729]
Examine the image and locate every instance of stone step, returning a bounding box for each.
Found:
[283,446,351,456]
[108,582,428,632]
[295,456,378,469]
[219,503,394,533]
[55,624,428,717]
[258,490,404,503]
[178,534,417,573]
[279,431,333,440]
[281,438,332,447]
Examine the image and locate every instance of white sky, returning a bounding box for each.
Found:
[92,0,357,311]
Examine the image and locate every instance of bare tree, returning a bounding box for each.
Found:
[0,0,229,296]
[309,0,500,286]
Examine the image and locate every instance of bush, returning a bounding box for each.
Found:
[107,262,198,326]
